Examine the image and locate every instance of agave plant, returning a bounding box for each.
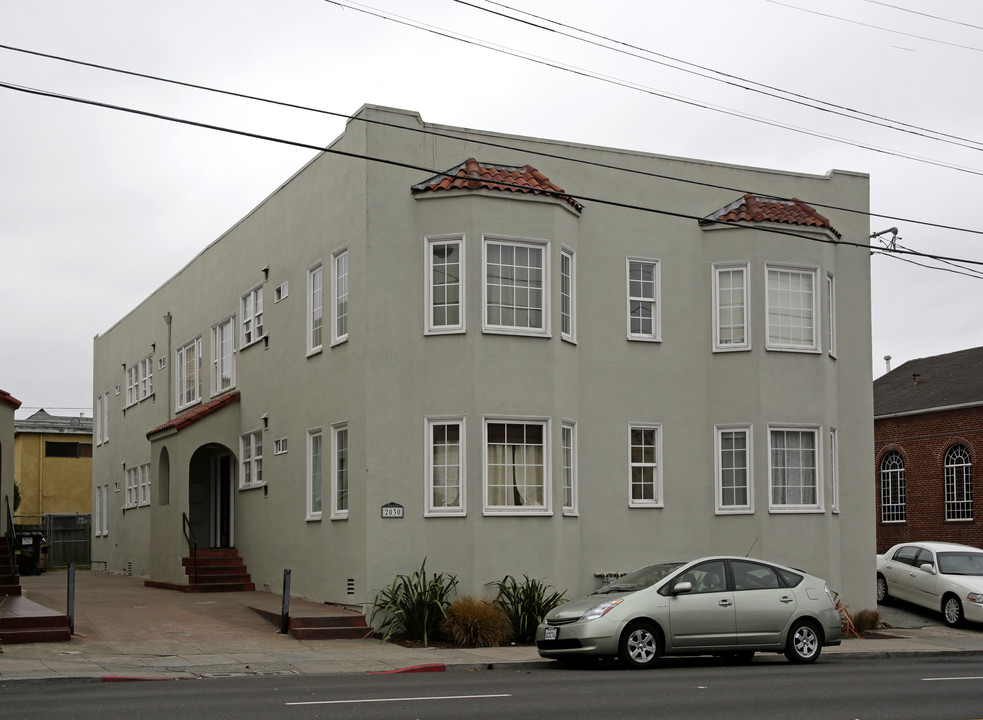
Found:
[491,574,567,644]
[370,559,458,645]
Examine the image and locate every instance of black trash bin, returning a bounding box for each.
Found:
[15,530,45,576]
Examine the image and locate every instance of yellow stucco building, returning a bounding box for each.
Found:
[14,409,92,523]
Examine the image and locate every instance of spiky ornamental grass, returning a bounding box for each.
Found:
[491,574,567,644]
[370,559,457,645]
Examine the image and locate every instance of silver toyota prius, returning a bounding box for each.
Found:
[536,556,841,668]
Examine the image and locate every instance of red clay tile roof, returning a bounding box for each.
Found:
[701,194,840,238]
[147,391,240,438]
[412,158,583,212]
[0,389,22,410]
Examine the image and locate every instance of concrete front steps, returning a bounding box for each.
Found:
[0,536,22,597]
[144,548,256,593]
[250,606,375,640]
[0,537,71,643]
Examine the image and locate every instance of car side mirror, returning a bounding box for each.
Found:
[919,563,937,575]
[673,581,693,595]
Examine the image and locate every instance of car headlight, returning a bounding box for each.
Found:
[581,598,624,622]
[966,592,983,604]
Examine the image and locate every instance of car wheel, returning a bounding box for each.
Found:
[618,622,661,669]
[942,595,964,627]
[784,620,822,664]
[875,574,890,604]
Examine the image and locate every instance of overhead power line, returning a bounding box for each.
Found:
[864,0,983,31]
[2,78,982,274]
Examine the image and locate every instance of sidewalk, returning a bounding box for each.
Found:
[2,570,983,682]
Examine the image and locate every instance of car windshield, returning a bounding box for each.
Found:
[593,563,684,594]
[937,551,983,576]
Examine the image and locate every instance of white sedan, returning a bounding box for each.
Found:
[876,541,983,627]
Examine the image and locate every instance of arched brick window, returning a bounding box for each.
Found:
[880,451,906,522]
[944,445,973,521]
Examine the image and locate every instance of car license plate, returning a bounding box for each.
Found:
[544,627,558,641]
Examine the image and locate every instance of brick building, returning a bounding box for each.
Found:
[874,347,983,552]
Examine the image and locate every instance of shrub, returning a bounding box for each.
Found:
[444,596,512,647]
[371,559,458,645]
[491,574,567,644]
[852,608,883,635]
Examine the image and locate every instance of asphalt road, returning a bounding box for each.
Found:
[5,655,983,720]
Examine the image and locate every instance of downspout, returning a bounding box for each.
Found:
[163,312,173,418]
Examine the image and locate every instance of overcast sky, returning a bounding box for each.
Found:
[2,0,982,418]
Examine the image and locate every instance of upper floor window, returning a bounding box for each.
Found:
[139,356,153,400]
[880,450,906,523]
[426,417,465,516]
[125,463,150,508]
[175,337,202,410]
[713,263,749,351]
[766,265,819,352]
[769,426,821,512]
[125,365,138,407]
[560,248,576,343]
[562,421,577,515]
[332,248,349,345]
[715,425,752,513]
[426,236,464,334]
[945,445,973,521]
[629,423,662,507]
[211,317,235,396]
[307,428,323,520]
[627,258,661,341]
[826,273,837,358]
[484,418,551,514]
[308,262,323,355]
[240,430,264,489]
[483,237,549,336]
[241,285,264,348]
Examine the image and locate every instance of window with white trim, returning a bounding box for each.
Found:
[715,424,752,513]
[211,317,235,395]
[139,464,151,506]
[240,430,263,489]
[332,248,349,345]
[426,236,464,334]
[945,445,973,521]
[713,263,750,351]
[483,237,549,336]
[175,337,202,410]
[274,282,288,303]
[769,426,822,511]
[331,423,349,519]
[274,438,288,455]
[880,450,906,523]
[139,356,153,400]
[629,423,662,506]
[95,394,102,445]
[94,483,103,536]
[125,463,150,508]
[307,429,322,520]
[560,248,576,343]
[829,427,839,513]
[766,265,819,351]
[125,365,139,407]
[426,417,465,516]
[308,262,323,355]
[484,418,550,514]
[101,392,109,443]
[562,421,577,515]
[241,285,264,347]
[826,273,837,358]
[627,258,661,341]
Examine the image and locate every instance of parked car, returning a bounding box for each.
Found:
[536,556,841,668]
[876,541,983,627]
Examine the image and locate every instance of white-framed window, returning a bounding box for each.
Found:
[712,263,750,351]
[274,438,288,455]
[880,450,906,523]
[331,423,349,519]
[125,463,150,508]
[425,417,465,516]
[241,285,264,348]
[139,356,153,400]
[211,317,235,396]
[829,427,839,513]
[425,235,465,334]
[306,428,323,520]
[768,425,822,512]
[715,424,753,513]
[483,236,550,336]
[94,484,109,536]
[175,337,202,410]
[483,417,551,515]
[826,273,837,358]
[766,264,820,352]
[560,247,576,343]
[944,444,973,521]
[629,423,663,507]
[307,262,323,355]
[125,365,139,407]
[332,248,349,346]
[139,464,151,506]
[158,356,167,370]
[100,392,109,443]
[95,394,102,445]
[627,258,661,341]
[561,421,578,515]
[274,282,288,303]
[240,430,264,489]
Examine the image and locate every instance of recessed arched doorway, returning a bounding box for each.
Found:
[188,443,236,549]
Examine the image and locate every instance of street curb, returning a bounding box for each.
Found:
[366,663,446,675]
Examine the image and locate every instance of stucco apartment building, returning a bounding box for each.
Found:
[874,347,983,552]
[14,410,93,522]
[92,104,875,612]
[1,390,19,526]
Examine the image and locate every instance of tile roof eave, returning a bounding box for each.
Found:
[147,391,241,439]
[0,390,23,410]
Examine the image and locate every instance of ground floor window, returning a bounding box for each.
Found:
[332,423,349,519]
[629,423,662,507]
[484,418,550,514]
[240,430,263,489]
[307,429,322,520]
[426,417,465,516]
[769,426,821,511]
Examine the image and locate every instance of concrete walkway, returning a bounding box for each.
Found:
[2,570,983,682]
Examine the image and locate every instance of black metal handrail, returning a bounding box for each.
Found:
[4,495,16,574]
[182,512,198,585]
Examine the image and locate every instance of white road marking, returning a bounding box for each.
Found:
[286,693,512,706]
[921,676,983,681]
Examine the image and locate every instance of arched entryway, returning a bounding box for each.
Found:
[188,443,236,549]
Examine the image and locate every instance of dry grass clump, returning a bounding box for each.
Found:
[852,608,883,635]
[443,596,513,647]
